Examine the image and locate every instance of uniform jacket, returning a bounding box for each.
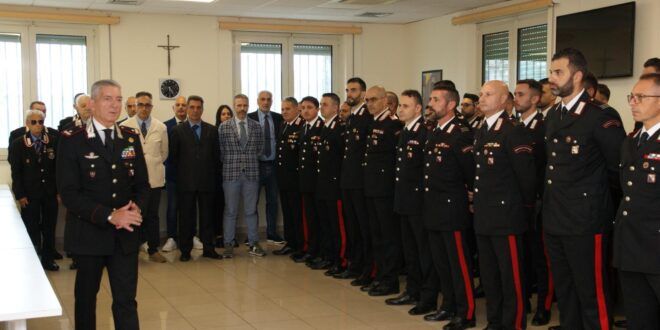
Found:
[120,116,169,188]
[8,126,58,163]
[522,111,547,199]
[298,118,324,193]
[316,116,344,200]
[276,116,303,192]
[364,109,403,198]
[57,123,149,255]
[542,92,626,235]
[473,112,536,235]
[340,104,373,189]
[422,116,475,231]
[10,131,59,200]
[613,129,660,274]
[394,117,427,215]
[218,118,263,182]
[169,120,221,191]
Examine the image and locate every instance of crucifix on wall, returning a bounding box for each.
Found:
[157,34,180,76]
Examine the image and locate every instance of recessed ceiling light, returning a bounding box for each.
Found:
[356,12,393,18]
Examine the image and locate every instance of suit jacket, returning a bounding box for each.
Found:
[473,112,536,235]
[276,117,304,191]
[542,92,626,235]
[57,123,149,255]
[422,117,475,231]
[298,118,324,193]
[394,117,427,216]
[248,110,283,160]
[340,104,373,189]
[364,109,403,198]
[169,121,220,192]
[10,131,59,200]
[218,118,263,182]
[163,117,184,182]
[120,117,169,188]
[316,116,344,200]
[613,129,660,274]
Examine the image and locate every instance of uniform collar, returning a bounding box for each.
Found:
[352,102,365,114]
[561,89,586,111]
[640,122,660,139]
[521,110,538,126]
[437,115,455,131]
[405,115,422,130]
[485,110,505,129]
[324,115,337,127]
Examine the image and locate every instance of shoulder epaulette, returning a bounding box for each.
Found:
[412,122,420,133]
[494,118,503,131]
[530,119,538,130]
[294,117,302,125]
[315,120,322,128]
[574,101,586,116]
[447,124,456,134]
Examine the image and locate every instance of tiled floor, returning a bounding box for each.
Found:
[27,244,562,330]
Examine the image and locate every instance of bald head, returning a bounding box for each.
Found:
[365,86,388,115]
[479,80,510,116]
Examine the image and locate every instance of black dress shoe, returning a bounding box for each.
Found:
[473,284,485,298]
[202,249,222,259]
[293,253,313,263]
[69,261,78,270]
[531,309,550,326]
[443,316,476,330]
[333,269,359,279]
[385,293,418,306]
[360,281,379,292]
[42,260,59,271]
[408,304,436,315]
[324,265,344,276]
[614,319,627,328]
[548,326,561,330]
[53,251,63,260]
[290,251,305,260]
[310,259,333,270]
[368,285,399,296]
[306,257,323,267]
[273,245,294,255]
[180,253,191,262]
[351,277,372,287]
[424,310,455,322]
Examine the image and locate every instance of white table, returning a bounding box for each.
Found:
[0,185,62,330]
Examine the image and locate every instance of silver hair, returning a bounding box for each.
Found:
[75,93,89,105]
[90,79,121,99]
[24,109,45,123]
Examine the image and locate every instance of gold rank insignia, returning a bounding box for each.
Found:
[643,162,649,169]
[565,136,572,143]
[128,137,134,143]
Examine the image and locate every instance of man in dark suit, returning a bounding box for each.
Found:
[162,95,188,252]
[362,85,403,297]
[273,97,303,256]
[169,95,222,261]
[58,93,91,131]
[473,80,536,330]
[10,109,60,271]
[614,73,660,329]
[219,94,265,258]
[248,90,284,244]
[8,101,58,164]
[544,48,625,330]
[57,79,149,330]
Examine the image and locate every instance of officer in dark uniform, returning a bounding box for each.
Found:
[336,77,375,284]
[313,93,346,274]
[10,109,60,271]
[543,49,626,330]
[273,97,304,257]
[8,101,59,165]
[514,79,553,326]
[421,85,477,329]
[362,85,403,296]
[59,93,92,131]
[294,96,325,264]
[388,89,438,316]
[57,80,149,330]
[614,73,660,330]
[461,93,483,130]
[473,80,536,330]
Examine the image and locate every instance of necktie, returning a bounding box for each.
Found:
[33,138,43,153]
[103,128,114,153]
[560,106,568,119]
[192,124,200,141]
[263,113,271,158]
[305,124,311,135]
[141,121,147,138]
[638,132,649,148]
[239,121,248,148]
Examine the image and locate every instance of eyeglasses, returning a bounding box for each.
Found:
[627,94,660,103]
[137,103,153,109]
[29,120,44,125]
[460,102,475,107]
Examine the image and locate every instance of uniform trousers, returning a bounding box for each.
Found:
[400,214,438,305]
[366,196,400,288]
[279,189,302,251]
[342,189,372,276]
[619,270,660,330]
[21,195,58,260]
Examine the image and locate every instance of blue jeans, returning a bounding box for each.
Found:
[258,161,280,238]
[223,176,259,245]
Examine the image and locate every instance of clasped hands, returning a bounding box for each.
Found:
[109,201,142,232]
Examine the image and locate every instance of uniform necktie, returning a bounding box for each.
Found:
[305,124,311,135]
[191,124,200,141]
[141,121,147,138]
[103,128,114,153]
[239,121,247,148]
[638,132,649,148]
[263,113,271,158]
[560,106,568,119]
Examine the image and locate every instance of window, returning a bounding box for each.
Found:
[517,24,548,80]
[482,31,510,83]
[0,33,23,147]
[234,33,342,113]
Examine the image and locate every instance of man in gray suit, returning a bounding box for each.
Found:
[219,94,265,258]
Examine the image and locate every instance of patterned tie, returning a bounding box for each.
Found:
[141,121,147,138]
[263,113,271,158]
[192,124,200,141]
[103,128,114,153]
[239,121,247,148]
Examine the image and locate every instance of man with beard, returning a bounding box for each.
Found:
[423,105,437,131]
[544,48,625,330]
[461,93,482,130]
[538,79,558,119]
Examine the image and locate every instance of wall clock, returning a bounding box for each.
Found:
[159,78,180,100]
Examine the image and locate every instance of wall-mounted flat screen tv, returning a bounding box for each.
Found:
[556,2,635,78]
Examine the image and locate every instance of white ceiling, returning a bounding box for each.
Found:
[0,0,509,24]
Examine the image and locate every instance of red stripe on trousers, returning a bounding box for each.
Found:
[301,196,309,252]
[594,234,610,330]
[336,200,348,267]
[541,232,554,311]
[508,235,524,330]
[454,231,475,320]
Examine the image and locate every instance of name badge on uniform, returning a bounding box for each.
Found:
[648,173,656,183]
[571,145,580,155]
[487,157,494,165]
